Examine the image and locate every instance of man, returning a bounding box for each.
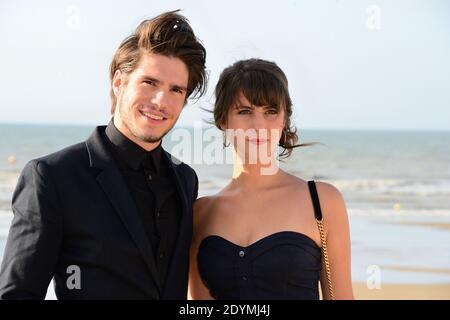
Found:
[0,10,207,299]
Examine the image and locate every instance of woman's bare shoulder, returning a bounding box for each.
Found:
[194,196,212,212]
[193,194,224,229]
[283,174,339,195]
[314,181,345,205]
[283,175,348,222]
[313,181,349,225]
[194,196,214,221]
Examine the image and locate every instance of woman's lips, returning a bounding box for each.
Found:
[248,138,269,145]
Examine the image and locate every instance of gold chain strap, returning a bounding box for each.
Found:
[316,218,334,300]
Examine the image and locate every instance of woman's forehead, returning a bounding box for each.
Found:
[234,91,282,109]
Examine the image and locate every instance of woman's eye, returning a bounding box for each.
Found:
[144,81,156,86]
[237,110,251,115]
[266,110,278,115]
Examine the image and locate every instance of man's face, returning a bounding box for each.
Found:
[112,52,189,150]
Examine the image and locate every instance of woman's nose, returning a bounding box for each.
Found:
[251,111,267,129]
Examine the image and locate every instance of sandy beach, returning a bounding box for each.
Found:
[351,218,450,300]
[353,283,450,300]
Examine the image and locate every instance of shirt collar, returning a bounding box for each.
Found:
[105,119,162,172]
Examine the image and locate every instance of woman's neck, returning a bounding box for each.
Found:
[231,152,284,190]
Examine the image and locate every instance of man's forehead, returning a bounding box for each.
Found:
[134,57,188,86]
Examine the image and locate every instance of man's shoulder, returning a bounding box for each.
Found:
[29,141,89,171]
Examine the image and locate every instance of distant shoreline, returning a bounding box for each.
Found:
[0,122,449,133]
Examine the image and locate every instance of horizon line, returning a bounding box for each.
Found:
[0,122,449,133]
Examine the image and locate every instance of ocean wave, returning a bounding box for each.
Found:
[198,177,229,196]
[0,171,19,210]
[330,178,450,197]
[0,170,20,182]
[348,208,450,217]
[198,176,450,197]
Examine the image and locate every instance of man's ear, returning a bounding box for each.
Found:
[112,69,124,97]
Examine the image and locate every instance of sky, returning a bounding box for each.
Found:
[0,0,449,131]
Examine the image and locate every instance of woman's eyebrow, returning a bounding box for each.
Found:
[236,104,277,109]
[235,103,253,109]
[236,102,255,109]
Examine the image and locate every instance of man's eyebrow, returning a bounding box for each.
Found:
[141,76,160,84]
[141,76,187,91]
[171,84,188,92]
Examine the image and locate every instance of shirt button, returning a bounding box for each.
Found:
[239,250,245,258]
[156,211,161,218]
[159,252,165,259]
[242,276,247,281]
[147,174,152,181]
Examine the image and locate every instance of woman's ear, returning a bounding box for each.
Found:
[218,121,227,131]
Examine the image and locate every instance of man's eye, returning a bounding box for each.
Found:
[237,110,251,114]
[172,88,184,94]
[266,109,278,115]
[144,81,156,86]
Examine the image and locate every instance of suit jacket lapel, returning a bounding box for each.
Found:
[161,151,191,298]
[85,126,161,293]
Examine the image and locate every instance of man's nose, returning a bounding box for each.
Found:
[151,90,169,109]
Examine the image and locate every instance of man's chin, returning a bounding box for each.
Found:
[134,132,162,144]
[135,129,167,144]
[131,122,173,144]
[141,136,163,144]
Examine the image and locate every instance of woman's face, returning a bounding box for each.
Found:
[225,91,285,164]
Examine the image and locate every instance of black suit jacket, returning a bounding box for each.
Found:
[0,126,198,299]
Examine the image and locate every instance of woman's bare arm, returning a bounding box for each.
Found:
[317,182,354,300]
[188,197,215,300]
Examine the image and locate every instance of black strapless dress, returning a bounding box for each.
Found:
[196,181,325,300]
[197,230,322,300]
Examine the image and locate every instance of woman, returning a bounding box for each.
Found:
[189,59,354,300]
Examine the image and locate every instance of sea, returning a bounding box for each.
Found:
[0,123,449,299]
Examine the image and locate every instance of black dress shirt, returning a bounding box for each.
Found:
[103,120,180,287]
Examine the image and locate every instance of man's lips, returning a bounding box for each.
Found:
[139,110,167,121]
